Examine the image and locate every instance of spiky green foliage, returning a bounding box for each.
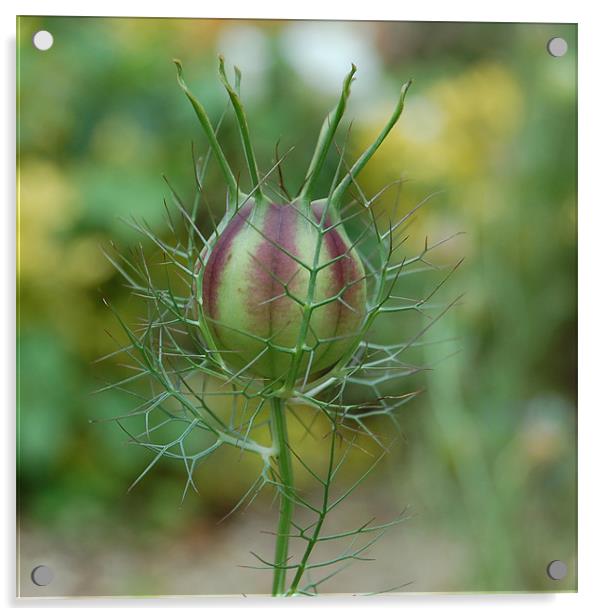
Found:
[98,57,461,596]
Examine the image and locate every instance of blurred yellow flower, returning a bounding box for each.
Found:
[18,160,78,279]
[353,62,524,236]
[61,236,114,287]
[18,159,116,357]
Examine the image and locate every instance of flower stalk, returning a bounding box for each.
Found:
[270,396,295,596]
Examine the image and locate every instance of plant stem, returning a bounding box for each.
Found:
[330,80,411,208]
[286,426,336,595]
[270,396,294,596]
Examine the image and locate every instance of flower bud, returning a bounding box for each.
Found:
[197,200,367,384]
[175,58,411,387]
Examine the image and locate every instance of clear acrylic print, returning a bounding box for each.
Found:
[16,16,577,597]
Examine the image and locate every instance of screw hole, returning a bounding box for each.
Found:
[547,560,568,580]
[547,37,568,57]
[32,30,54,51]
[31,564,54,586]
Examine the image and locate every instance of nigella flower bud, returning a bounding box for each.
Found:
[198,199,366,383]
[175,57,410,389]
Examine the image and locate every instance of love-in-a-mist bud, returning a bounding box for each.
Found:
[198,199,366,383]
[175,57,410,389]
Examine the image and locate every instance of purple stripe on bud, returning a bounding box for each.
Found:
[248,204,300,337]
[202,202,253,321]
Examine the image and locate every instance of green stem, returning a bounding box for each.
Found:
[297,64,356,205]
[218,55,266,206]
[286,427,336,595]
[270,397,294,596]
[330,80,412,208]
[174,59,242,203]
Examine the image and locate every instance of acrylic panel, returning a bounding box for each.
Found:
[16,16,577,597]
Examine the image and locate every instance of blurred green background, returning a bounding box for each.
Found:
[17,17,576,596]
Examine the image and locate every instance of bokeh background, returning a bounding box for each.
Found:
[17,17,577,596]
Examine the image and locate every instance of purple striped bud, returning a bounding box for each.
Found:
[197,200,366,384]
[175,58,411,387]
